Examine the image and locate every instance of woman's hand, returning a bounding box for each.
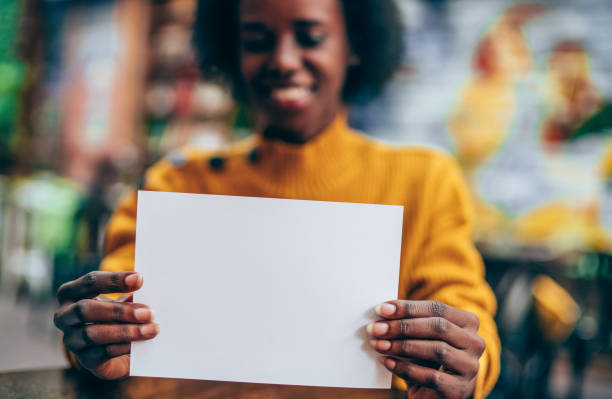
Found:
[368,300,485,399]
[53,271,159,380]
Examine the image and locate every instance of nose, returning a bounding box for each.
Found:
[268,34,301,76]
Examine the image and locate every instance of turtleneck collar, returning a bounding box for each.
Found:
[252,113,365,196]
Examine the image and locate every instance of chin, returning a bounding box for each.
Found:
[270,109,339,139]
[258,107,311,137]
[264,120,315,143]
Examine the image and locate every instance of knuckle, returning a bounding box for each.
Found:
[74,300,89,322]
[120,325,132,341]
[109,273,122,292]
[56,282,69,299]
[399,319,411,336]
[53,310,62,329]
[432,317,450,335]
[433,343,450,363]
[83,272,98,289]
[82,325,96,346]
[107,344,130,358]
[425,371,441,389]
[401,301,416,317]
[430,301,447,317]
[82,349,104,369]
[103,345,115,359]
[62,332,71,348]
[469,359,480,377]
[475,335,486,354]
[77,352,94,368]
[112,303,124,320]
[470,313,480,329]
[400,340,415,356]
[395,361,410,379]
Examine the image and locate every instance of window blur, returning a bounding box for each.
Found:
[0,1,610,397]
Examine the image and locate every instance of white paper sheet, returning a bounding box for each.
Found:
[131,191,403,389]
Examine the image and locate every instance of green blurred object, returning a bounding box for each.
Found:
[0,0,27,161]
[13,174,84,256]
[572,102,612,139]
[10,173,85,296]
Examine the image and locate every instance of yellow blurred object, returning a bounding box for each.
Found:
[448,3,542,173]
[472,199,511,242]
[515,203,612,252]
[449,78,516,171]
[540,40,604,145]
[601,143,612,178]
[532,275,580,343]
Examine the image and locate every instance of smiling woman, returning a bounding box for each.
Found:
[194,0,404,142]
[54,1,501,399]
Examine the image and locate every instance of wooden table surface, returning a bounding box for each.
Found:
[0,368,404,399]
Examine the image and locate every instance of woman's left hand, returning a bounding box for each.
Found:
[367,300,485,399]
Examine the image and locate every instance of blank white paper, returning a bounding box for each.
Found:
[130,191,403,389]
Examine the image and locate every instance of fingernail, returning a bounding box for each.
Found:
[384,358,396,370]
[367,322,389,335]
[125,273,142,287]
[140,323,159,337]
[134,308,153,322]
[378,340,392,350]
[369,339,392,351]
[375,303,397,316]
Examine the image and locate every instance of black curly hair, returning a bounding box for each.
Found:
[193,0,405,105]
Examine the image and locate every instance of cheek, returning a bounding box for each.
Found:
[310,54,348,95]
[307,40,350,98]
[240,53,264,85]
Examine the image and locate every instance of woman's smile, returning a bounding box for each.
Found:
[263,84,315,111]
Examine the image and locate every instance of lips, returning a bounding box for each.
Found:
[266,85,313,111]
[254,81,315,112]
[270,86,311,102]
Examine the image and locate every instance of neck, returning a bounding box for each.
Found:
[259,109,342,145]
[262,126,312,144]
[254,112,361,195]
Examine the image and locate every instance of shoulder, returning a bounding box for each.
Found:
[142,137,257,191]
[355,135,475,224]
[390,145,457,171]
[349,128,461,182]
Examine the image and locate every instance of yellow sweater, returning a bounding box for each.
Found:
[99,114,500,398]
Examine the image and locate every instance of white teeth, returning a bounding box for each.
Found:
[270,87,310,102]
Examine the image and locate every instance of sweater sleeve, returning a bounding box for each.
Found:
[100,160,187,274]
[400,154,500,399]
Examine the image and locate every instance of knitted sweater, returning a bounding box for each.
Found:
[99,114,500,398]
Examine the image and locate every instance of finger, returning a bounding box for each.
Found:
[376,300,480,331]
[370,339,480,378]
[54,300,154,330]
[384,357,463,399]
[367,317,472,350]
[76,344,131,370]
[63,323,159,352]
[57,272,142,304]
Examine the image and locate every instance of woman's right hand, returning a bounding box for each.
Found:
[53,271,159,380]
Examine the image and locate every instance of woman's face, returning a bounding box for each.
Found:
[239,0,352,142]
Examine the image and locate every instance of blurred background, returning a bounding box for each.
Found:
[0,0,610,398]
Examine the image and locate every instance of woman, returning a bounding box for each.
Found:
[53,1,500,398]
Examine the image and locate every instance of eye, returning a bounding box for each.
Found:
[295,30,327,48]
[241,31,275,53]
